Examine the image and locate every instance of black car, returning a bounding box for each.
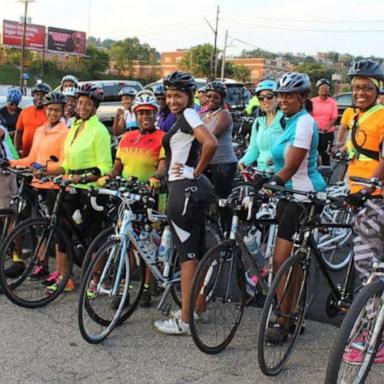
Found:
[334,92,353,124]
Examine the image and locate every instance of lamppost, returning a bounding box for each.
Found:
[18,0,34,91]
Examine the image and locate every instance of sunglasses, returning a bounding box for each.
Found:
[258,95,275,101]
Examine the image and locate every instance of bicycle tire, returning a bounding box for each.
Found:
[78,238,131,343]
[0,217,73,308]
[257,251,308,376]
[189,240,246,354]
[325,278,384,384]
[0,208,15,245]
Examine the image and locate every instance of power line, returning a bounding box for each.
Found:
[221,18,384,33]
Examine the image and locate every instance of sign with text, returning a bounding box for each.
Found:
[47,27,86,55]
[2,19,45,49]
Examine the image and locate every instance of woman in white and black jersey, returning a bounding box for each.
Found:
[154,71,218,335]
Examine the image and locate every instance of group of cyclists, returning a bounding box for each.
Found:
[1,57,384,378]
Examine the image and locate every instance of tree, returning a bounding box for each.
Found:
[83,45,110,76]
[240,48,278,59]
[110,37,158,75]
[179,44,216,77]
[295,62,333,94]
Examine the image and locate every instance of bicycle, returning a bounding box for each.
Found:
[188,185,278,354]
[257,184,354,376]
[325,177,384,384]
[78,180,221,344]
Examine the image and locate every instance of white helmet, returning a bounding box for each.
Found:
[61,75,79,89]
[62,87,77,98]
[118,87,137,97]
[132,90,159,113]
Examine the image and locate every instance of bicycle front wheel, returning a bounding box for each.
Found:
[0,217,73,308]
[257,251,308,376]
[189,240,246,354]
[325,279,384,384]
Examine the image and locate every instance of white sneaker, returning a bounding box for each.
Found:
[154,317,191,335]
[171,309,209,323]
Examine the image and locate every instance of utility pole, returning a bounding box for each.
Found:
[220,30,228,80]
[205,5,220,78]
[19,0,34,91]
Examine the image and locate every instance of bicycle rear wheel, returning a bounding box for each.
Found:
[257,251,308,376]
[189,240,246,354]
[0,218,73,308]
[0,208,14,245]
[78,238,144,343]
[325,279,384,384]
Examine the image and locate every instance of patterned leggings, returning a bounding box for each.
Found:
[353,199,384,282]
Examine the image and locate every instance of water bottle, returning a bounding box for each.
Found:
[139,225,157,261]
[243,227,264,269]
[158,226,173,263]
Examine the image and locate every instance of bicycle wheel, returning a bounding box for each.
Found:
[0,208,14,245]
[0,218,73,308]
[325,279,384,384]
[78,238,144,344]
[170,222,222,308]
[258,251,308,376]
[189,240,246,354]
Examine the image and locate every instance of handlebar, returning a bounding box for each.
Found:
[349,176,384,190]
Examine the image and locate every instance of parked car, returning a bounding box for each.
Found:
[0,95,34,109]
[145,77,250,112]
[334,92,353,124]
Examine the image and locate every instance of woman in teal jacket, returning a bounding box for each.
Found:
[239,79,284,174]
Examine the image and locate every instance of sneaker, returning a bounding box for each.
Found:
[86,280,98,299]
[171,308,209,323]
[41,271,60,286]
[139,289,151,308]
[4,261,25,278]
[45,277,75,294]
[343,341,384,365]
[265,323,288,345]
[154,317,191,335]
[245,267,268,297]
[110,292,130,310]
[29,265,49,280]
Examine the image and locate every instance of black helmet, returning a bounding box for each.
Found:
[348,59,384,81]
[316,78,330,88]
[43,91,67,106]
[76,83,104,106]
[205,81,227,98]
[277,72,311,94]
[32,82,52,95]
[152,85,165,96]
[163,71,196,92]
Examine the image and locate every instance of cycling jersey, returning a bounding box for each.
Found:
[116,129,165,182]
[61,115,112,189]
[240,110,284,172]
[155,110,176,133]
[163,108,203,182]
[244,96,260,116]
[346,105,384,193]
[0,125,18,161]
[16,105,47,157]
[341,107,356,129]
[311,96,338,133]
[10,122,68,190]
[271,109,325,192]
[0,106,22,133]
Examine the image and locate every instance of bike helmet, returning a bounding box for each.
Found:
[43,91,67,106]
[347,59,384,81]
[255,79,277,95]
[76,83,104,106]
[152,85,165,96]
[60,74,79,89]
[61,87,77,98]
[205,81,227,98]
[316,78,330,88]
[197,86,207,93]
[31,82,52,95]
[118,87,137,97]
[277,72,311,94]
[163,71,196,92]
[380,88,384,95]
[132,90,159,113]
[6,89,22,105]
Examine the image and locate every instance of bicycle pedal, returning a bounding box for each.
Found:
[160,303,171,316]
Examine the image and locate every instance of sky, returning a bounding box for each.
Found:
[1,0,384,57]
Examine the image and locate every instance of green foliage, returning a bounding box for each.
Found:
[240,48,278,59]
[180,44,216,77]
[232,64,251,82]
[295,62,333,95]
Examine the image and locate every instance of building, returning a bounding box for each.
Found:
[160,50,188,76]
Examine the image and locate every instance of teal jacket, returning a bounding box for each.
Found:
[240,110,284,172]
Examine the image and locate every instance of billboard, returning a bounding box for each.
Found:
[2,19,45,49]
[47,27,86,55]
